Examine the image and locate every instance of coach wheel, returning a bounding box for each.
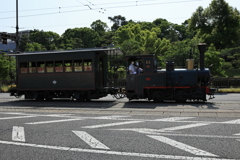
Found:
[175,90,187,103]
[152,91,164,102]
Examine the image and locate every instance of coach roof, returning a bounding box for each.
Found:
[7,47,124,56]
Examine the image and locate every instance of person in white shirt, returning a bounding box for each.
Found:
[129,61,137,74]
[129,61,143,74]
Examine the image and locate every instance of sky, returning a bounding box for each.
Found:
[0,0,240,36]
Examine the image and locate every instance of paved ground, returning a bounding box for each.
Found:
[0,93,239,117]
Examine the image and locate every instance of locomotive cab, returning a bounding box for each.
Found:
[126,55,166,100]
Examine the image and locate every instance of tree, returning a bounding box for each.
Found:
[0,52,15,81]
[204,44,225,76]
[29,30,60,51]
[90,20,109,36]
[116,23,170,56]
[25,42,46,52]
[19,34,30,52]
[108,15,128,31]
[61,27,100,48]
[189,0,240,50]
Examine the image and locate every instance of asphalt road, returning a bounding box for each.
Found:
[0,93,240,160]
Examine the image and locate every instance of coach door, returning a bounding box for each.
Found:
[97,53,107,88]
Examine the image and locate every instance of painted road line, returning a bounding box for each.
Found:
[91,115,130,120]
[0,115,38,120]
[25,118,82,125]
[159,123,210,132]
[221,119,240,124]
[153,117,195,121]
[82,121,144,129]
[0,140,233,160]
[72,131,109,150]
[148,135,218,157]
[234,133,240,135]
[12,126,25,142]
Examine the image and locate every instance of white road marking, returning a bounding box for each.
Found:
[0,115,37,120]
[234,133,240,135]
[153,117,195,121]
[116,123,211,134]
[148,135,218,157]
[12,126,25,142]
[72,131,109,149]
[159,123,210,132]
[82,121,144,129]
[0,140,233,160]
[222,119,240,124]
[25,118,82,125]
[148,132,240,139]
[91,115,130,120]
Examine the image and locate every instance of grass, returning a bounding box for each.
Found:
[0,84,16,92]
[217,87,240,93]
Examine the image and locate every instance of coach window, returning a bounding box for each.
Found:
[37,62,45,73]
[20,62,28,73]
[28,62,36,73]
[64,60,72,72]
[84,59,92,71]
[55,61,63,72]
[74,60,82,72]
[46,61,54,73]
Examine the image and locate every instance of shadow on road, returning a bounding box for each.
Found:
[0,98,219,110]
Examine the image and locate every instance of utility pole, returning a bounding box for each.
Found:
[16,0,19,52]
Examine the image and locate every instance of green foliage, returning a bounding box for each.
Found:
[19,34,30,52]
[0,52,15,81]
[25,42,46,52]
[205,44,225,76]
[224,69,240,77]
[108,15,128,31]
[116,23,170,56]
[189,0,240,50]
[91,20,109,36]
[222,62,234,69]
[29,30,60,50]
[61,27,100,48]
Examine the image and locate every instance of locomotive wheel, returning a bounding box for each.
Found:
[175,91,187,103]
[152,91,164,102]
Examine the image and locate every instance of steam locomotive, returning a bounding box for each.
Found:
[9,43,215,102]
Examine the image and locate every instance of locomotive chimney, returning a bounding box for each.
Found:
[198,43,206,71]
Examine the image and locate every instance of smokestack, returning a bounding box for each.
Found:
[198,43,206,71]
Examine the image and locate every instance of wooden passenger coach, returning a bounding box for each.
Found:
[9,48,122,101]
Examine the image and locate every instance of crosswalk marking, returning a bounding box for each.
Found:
[0,115,37,120]
[153,117,195,121]
[82,121,144,129]
[148,135,218,157]
[72,131,109,149]
[222,119,240,124]
[25,118,82,125]
[159,123,210,132]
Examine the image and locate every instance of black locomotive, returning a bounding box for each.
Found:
[9,43,215,102]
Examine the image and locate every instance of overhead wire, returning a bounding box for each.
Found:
[0,0,202,30]
[0,0,202,19]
